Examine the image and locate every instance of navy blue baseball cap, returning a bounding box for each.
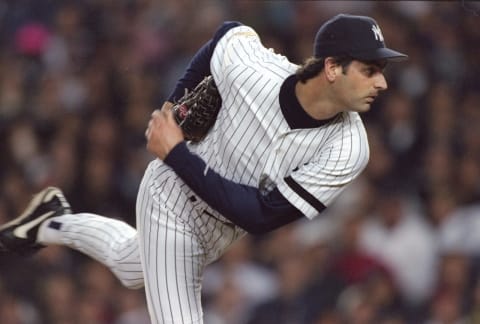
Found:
[314,14,408,61]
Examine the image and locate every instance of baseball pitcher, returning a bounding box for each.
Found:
[0,14,407,324]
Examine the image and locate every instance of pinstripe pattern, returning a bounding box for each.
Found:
[45,213,144,289]
[202,25,369,217]
[131,25,369,323]
[136,161,242,323]
[44,25,370,323]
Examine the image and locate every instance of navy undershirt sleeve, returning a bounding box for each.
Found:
[164,142,304,234]
[163,21,306,234]
[167,21,243,103]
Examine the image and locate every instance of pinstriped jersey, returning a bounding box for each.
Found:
[186,25,370,219]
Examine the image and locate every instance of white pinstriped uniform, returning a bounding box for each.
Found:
[41,25,369,323]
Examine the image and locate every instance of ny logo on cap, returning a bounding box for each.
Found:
[371,24,384,42]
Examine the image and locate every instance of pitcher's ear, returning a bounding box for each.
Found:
[324,57,341,82]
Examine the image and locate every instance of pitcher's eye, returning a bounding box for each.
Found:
[363,64,385,77]
[364,67,376,77]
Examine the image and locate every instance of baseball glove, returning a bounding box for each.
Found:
[172,75,222,143]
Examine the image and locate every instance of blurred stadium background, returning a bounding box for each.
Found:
[0,1,479,323]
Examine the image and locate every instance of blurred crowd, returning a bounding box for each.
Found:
[0,1,479,323]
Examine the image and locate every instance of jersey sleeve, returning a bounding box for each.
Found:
[167,21,242,103]
[164,142,304,234]
[277,116,370,219]
[210,25,274,83]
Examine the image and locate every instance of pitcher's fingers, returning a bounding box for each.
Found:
[164,107,176,122]
[151,109,161,118]
[160,101,174,112]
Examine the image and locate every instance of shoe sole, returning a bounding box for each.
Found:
[0,187,68,232]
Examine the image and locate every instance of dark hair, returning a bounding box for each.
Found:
[296,55,354,83]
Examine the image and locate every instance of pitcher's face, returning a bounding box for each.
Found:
[334,59,388,113]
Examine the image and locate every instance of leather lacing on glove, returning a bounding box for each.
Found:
[172,75,222,143]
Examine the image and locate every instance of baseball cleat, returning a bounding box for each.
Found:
[0,187,71,255]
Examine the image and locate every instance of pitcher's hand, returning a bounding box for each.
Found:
[145,106,184,160]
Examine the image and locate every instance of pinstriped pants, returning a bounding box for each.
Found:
[52,161,244,323]
[136,161,244,323]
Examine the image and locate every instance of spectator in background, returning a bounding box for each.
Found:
[246,248,314,324]
[329,212,401,313]
[358,186,439,321]
[203,236,278,322]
